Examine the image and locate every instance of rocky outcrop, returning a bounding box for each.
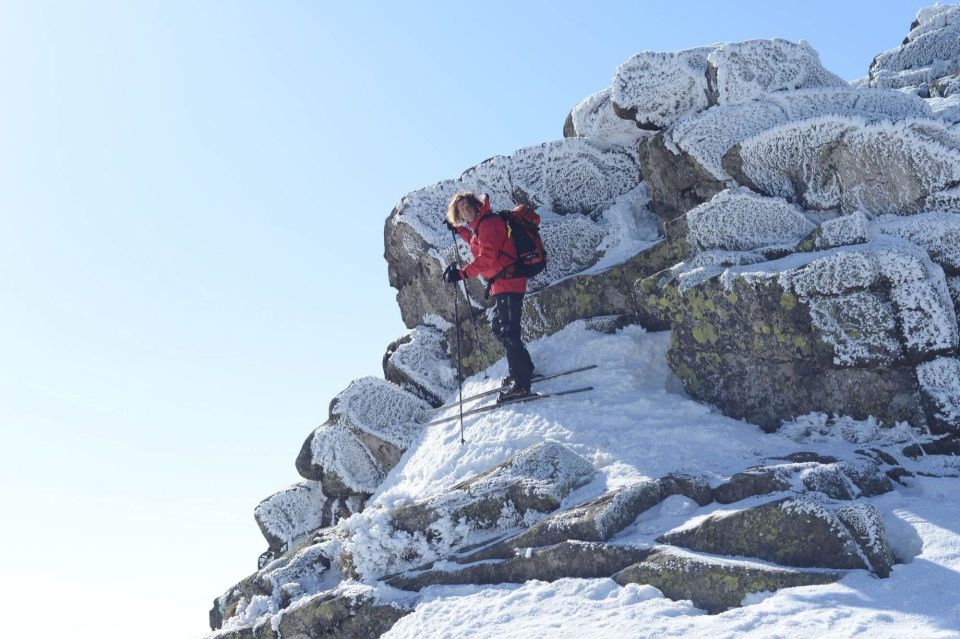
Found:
[463,474,711,562]
[212,586,408,639]
[713,457,894,503]
[613,547,841,614]
[382,325,457,407]
[296,377,429,497]
[659,495,895,576]
[387,541,650,591]
[254,481,357,554]
[869,5,960,91]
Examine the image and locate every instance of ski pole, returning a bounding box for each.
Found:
[450,229,488,376]
[451,274,466,445]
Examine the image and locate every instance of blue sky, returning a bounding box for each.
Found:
[0,2,935,637]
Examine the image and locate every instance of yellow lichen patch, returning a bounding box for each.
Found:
[780,291,798,311]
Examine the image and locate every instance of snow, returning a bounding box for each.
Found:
[685,188,815,253]
[708,39,846,105]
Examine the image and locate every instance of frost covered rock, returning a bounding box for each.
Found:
[869,5,960,91]
[612,47,716,129]
[726,118,960,214]
[465,474,711,562]
[341,442,595,580]
[296,421,387,497]
[296,378,429,498]
[383,326,457,407]
[835,502,897,577]
[329,376,428,450]
[210,529,345,632]
[658,495,890,574]
[667,88,932,184]
[708,39,846,105]
[564,87,649,140]
[253,481,358,553]
[917,357,960,434]
[713,458,893,504]
[391,441,596,535]
[211,584,408,639]
[686,188,815,253]
[613,547,841,614]
[877,212,960,273]
[651,240,959,430]
[387,541,650,592]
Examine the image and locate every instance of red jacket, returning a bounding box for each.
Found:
[456,209,527,296]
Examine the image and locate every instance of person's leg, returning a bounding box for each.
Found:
[494,293,533,389]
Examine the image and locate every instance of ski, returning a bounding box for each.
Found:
[430,364,598,412]
[427,386,594,426]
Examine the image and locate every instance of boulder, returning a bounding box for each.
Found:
[658,495,890,574]
[342,442,595,580]
[613,546,841,614]
[612,47,716,129]
[463,474,712,561]
[707,39,846,105]
[656,240,957,430]
[387,541,650,592]
[253,481,353,553]
[685,188,815,253]
[383,326,457,407]
[564,88,648,140]
[725,118,960,215]
[869,5,960,90]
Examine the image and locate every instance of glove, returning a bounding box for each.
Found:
[443,263,465,283]
[444,219,457,232]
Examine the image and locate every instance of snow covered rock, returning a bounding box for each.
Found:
[652,240,959,431]
[613,547,841,614]
[612,47,716,129]
[253,481,358,553]
[386,541,650,592]
[382,326,457,407]
[869,5,960,91]
[725,118,960,214]
[707,39,846,105]
[564,87,649,140]
[465,474,712,561]
[341,442,595,580]
[685,188,816,253]
[212,584,408,639]
[210,529,345,632]
[658,495,890,574]
[713,458,892,504]
[391,441,596,535]
[296,378,429,498]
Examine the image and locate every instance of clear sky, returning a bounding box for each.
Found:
[0,2,935,637]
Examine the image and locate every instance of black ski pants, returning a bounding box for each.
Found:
[491,292,534,387]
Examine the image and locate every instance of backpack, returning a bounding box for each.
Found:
[498,204,547,278]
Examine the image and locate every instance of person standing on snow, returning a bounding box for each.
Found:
[442,192,535,402]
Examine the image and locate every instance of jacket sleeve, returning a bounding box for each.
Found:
[455,226,470,243]
[463,217,508,280]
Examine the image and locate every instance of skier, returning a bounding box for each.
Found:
[442,192,535,402]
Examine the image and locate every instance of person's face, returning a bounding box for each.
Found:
[457,199,477,223]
